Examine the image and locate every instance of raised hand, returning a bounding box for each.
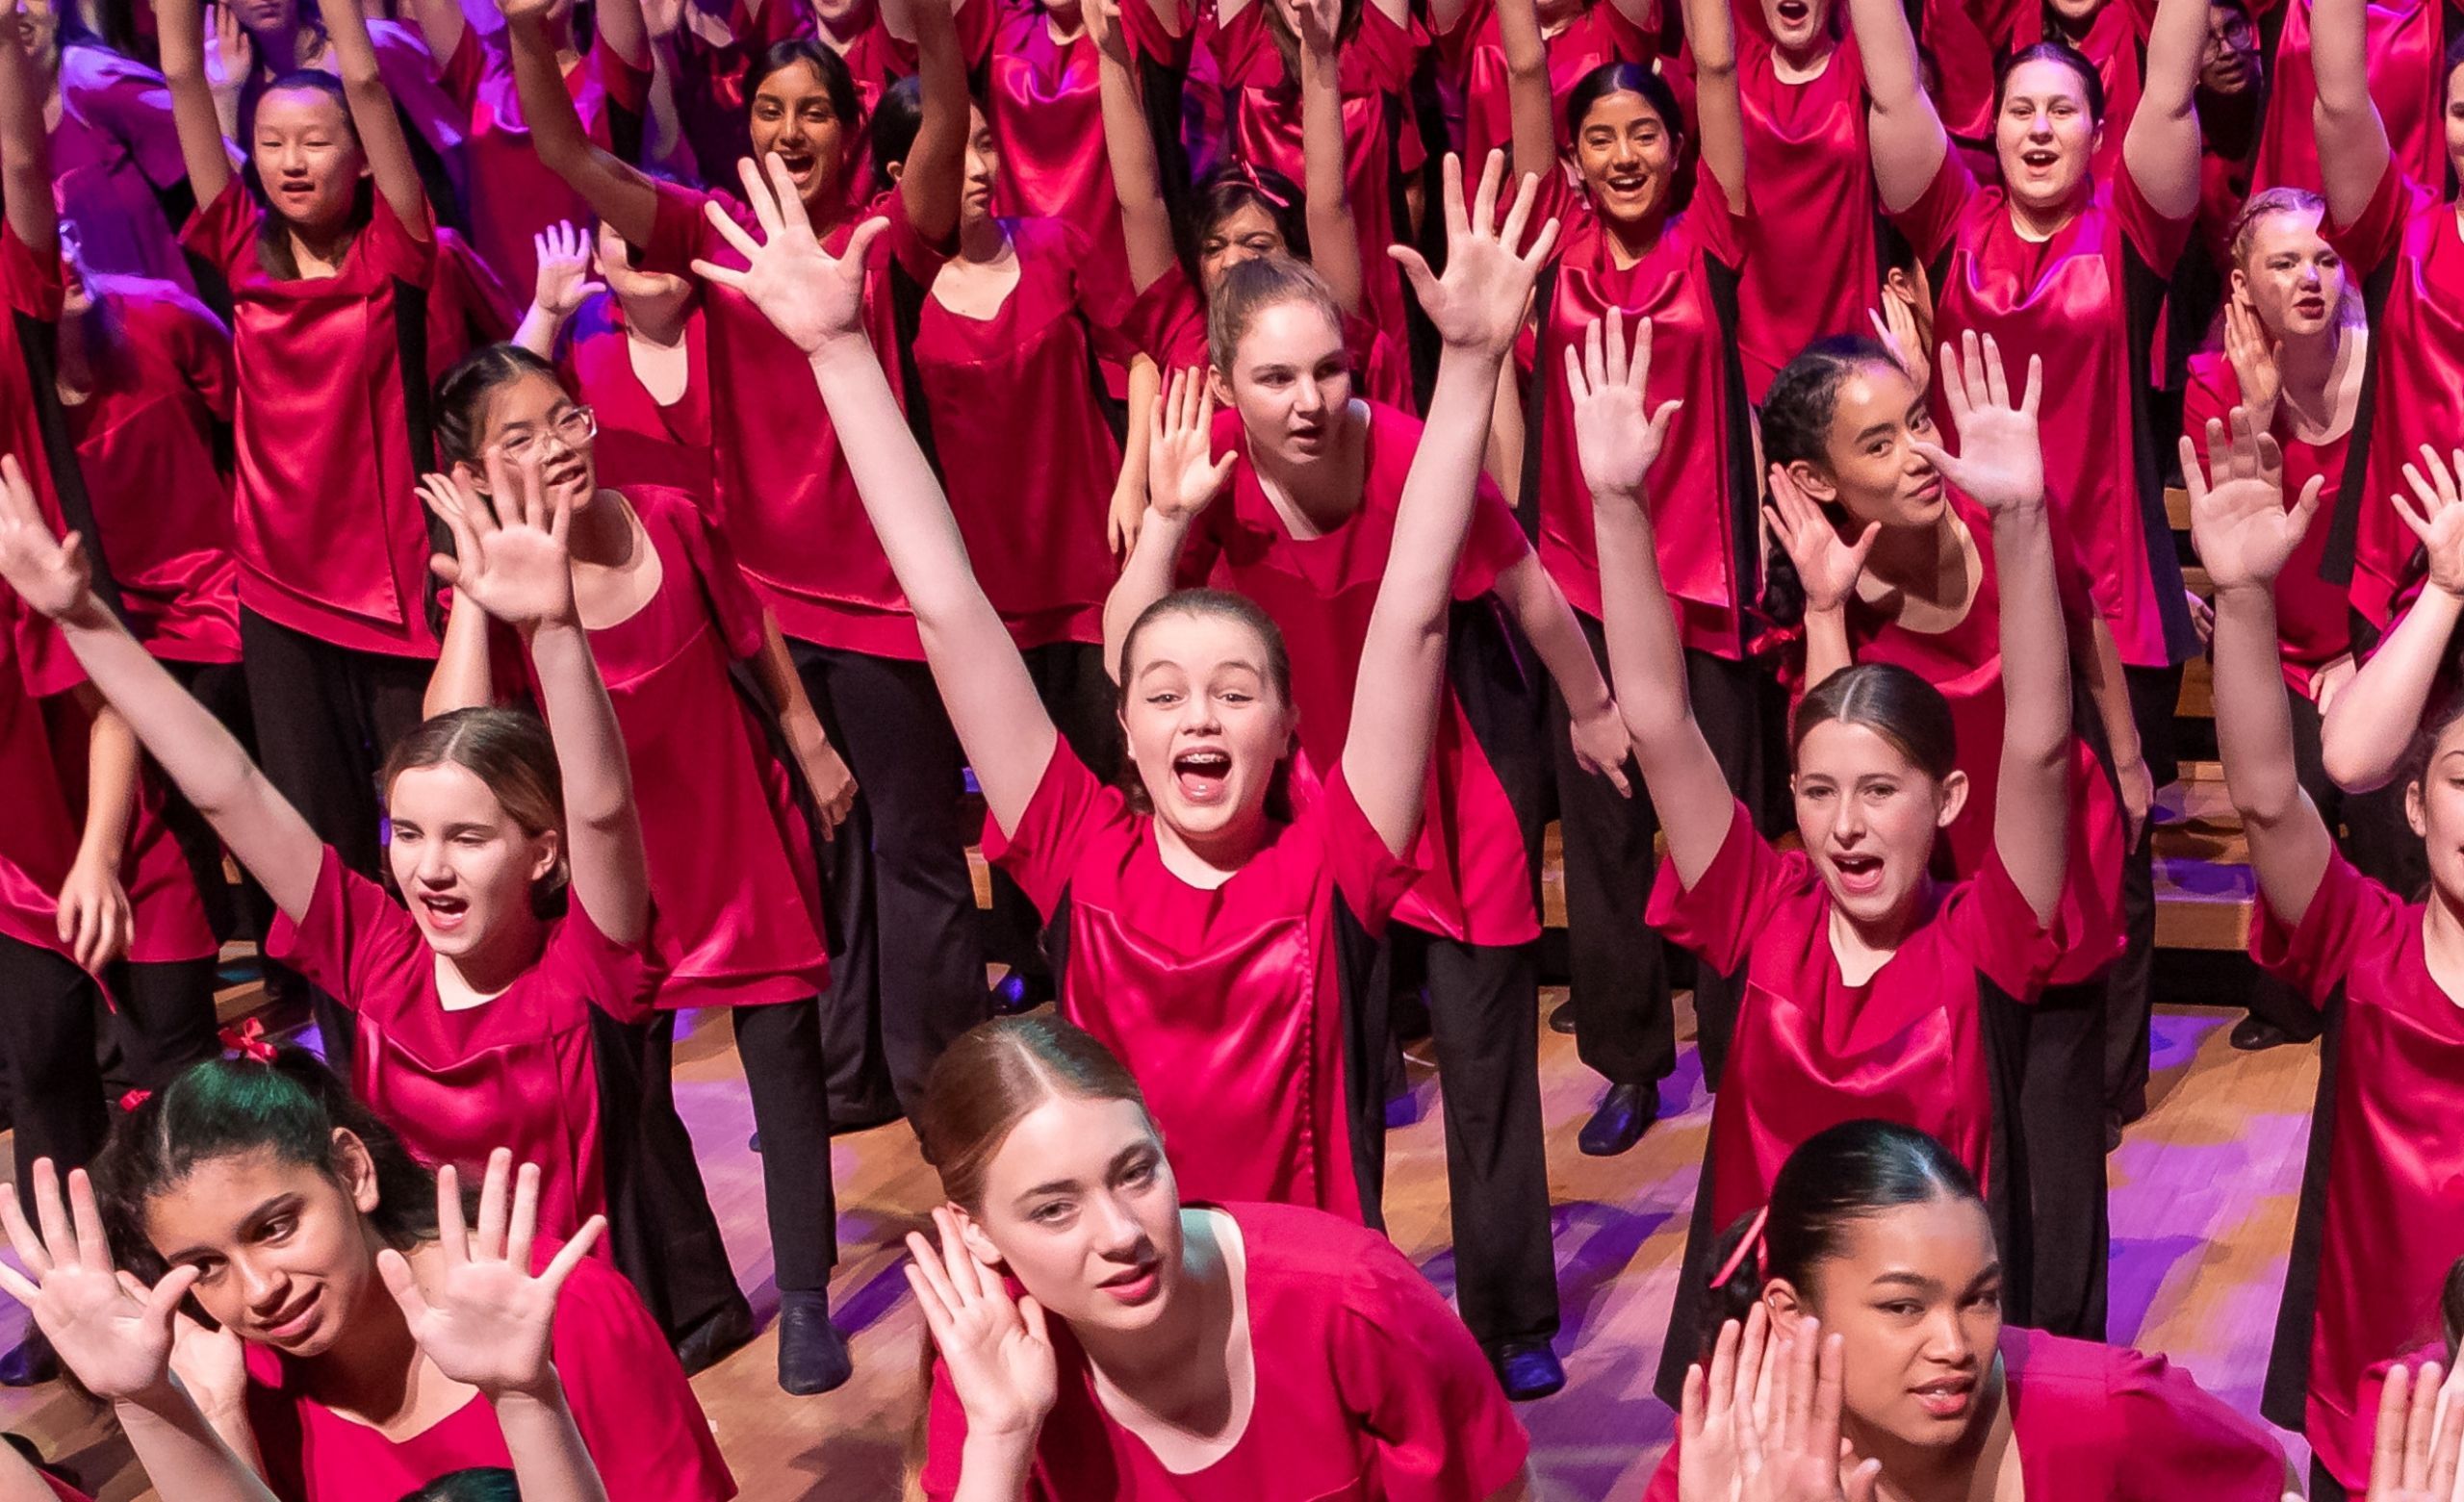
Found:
[1678,1305,1772,1502]
[0,454,102,624]
[2392,444,2464,600]
[167,1297,249,1424]
[2182,406,2323,594]
[1867,293,1928,393]
[1564,310,1682,504]
[56,852,132,974]
[495,0,559,27]
[426,454,578,633]
[202,2,253,97]
[1765,467,1880,617]
[0,1160,198,1403]
[1733,1317,1884,1502]
[1276,0,1341,58]
[2223,297,2282,429]
[532,221,606,322]
[379,1151,603,1399]
[691,155,887,357]
[1389,152,1559,360]
[902,1207,1057,1442]
[1081,0,1128,60]
[1908,331,2043,519]
[1145,369,1236,524]
[2366,1362,2464,1502]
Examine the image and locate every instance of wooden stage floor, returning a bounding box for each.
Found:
[0,991,2321,1500]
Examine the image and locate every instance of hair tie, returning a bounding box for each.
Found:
[118,1089,151,1112]
[219,1018,278,1064]
[1709,1205,1771,1290]
[1229,159,1292,210]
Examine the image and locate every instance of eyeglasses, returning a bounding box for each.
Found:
[491,406,597,466]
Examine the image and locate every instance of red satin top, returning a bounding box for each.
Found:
[984,743,1420,1218]
[1436,0,1656,174]
[2325,169,2464,629]
[2249,849,2464,1489]
[1647,800,2065,1230]
[37,684,217,966]
[2254,0,2444,198]
[1183,400,1540,946]
[920,1202,1531,1502]
[243,1241,735,1502]
[50,45,192,291]
[1892,154,2196,669]
[267,849,664,1243]
[179,181,445,657]
[1524,170,1752,654]
[645,180,950,654]
[0,599,83,958]
[488,487,829,1008]
[1643,1326,2290,1501]
[912,217,1128,649]
[556,293,717,499]
[1732,31,1876,400]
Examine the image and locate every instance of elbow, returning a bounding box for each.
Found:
[2318,738,2396,796]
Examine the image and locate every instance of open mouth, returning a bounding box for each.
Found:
[1830,852,1886,896]
[1911,1374,1975,1418]
[2293,295,2327,318]
[1172,749,1231,805]
[2018,147,2060,173]
[1775,0,1810,24]
[1096,1260,1162,1304]
[418,892,471,933]
[773,148,818,185]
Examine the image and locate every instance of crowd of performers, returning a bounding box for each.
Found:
[0,0,2460,1489]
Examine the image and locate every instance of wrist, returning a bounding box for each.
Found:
[110,1380,191,1419]
[960,1423,1043,1464]
[480,1371,567,1410]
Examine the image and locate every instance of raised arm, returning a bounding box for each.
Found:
[1678,0,1748,216]
[419,475,500,718]
[1103,369,1234,677]
[694,156,1059,830]
[157,0,236,209]
[0,459,322,920]
[2320,446,2464,792]
[2118,0,2205,220]
[0,6,56,259]
[596,0,654,75]
[2188,407,2335,929]
[399,0,467,83]
[1342,153,1558,854]
[1493,553,1634,797]
[2308,0,2391,230]
[1495,0,1555,199]
[1086,0,1178,292]
[1284,0,1363,313]
[1911,333,2067,921]
[1844,0,1947,212]
[503,0,660,246]
[899,0,969,249]
[319,0,432,234]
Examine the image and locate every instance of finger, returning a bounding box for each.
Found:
[67,1170,112,1276]
[0,1261,37,1310]
[2178,435,2208,508]
[1385,243,1436,302]
[1629,317,1655,395]
[904,1228,964,1317]
[1783,1316,1820,1454]
[143,1263,204,1329]
[1498,164,1541,253]
[901,1262,955,1338]
[0,1190,51,1283]
[1848,521,1883,568]
[2201,417,2233,496]
[687,258,751,293]
[696,197,763,267]
[1521,214,1561,267]
[739,154,786,238]
[1016,1292,1049,1349]
[1980,332,2011,412]
[436,1161,470,1265]
[1646,399,1681,449]
[1680,1362,1708,1440]
[429,553,466,590]
[1908,439,1959,490]
[1605,305,1629,390]
[1763,504,1793,550]
[1844,1459,1885,1502]
[1704,1317,1742,1420]
[504,1161,541,1274]
[2430,1373,2464,1498]
[2405,1361,2443,1489]
[1562,341,1589,406]
[537,1215,604,1295]
[1585,312,1606,394]
[377,1246,432,1326]
[2018,353,2042,417]
[1810,1331,1848,1464]
[31,1160,76,1273]
[1733,1302,1770,1416]
[2291,475,2326,540]
[1604,757,1632,798]
[1935,341,1969,428]
[838,215,892,272]
[548,481,573,549]
[935,1205,985,1306]
[475,1148,514,1261]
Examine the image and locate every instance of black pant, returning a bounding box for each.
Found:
[984,643,1122,983]
[239,610,432,1078]
[2014,977,2110,1339]
[788,641,988,1124]
[1549,616,1763,1091]
[2102,663,2180,1128]
[1386,925,1559,1352]
[599,1012,750,1346]
[0,937,218,1213]
[159,660,264,946]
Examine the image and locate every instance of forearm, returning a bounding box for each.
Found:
[489,1385,610,1502]
[76,699,141,872]
[753,613,833,755]
[2211,587,2304,826]
[950,1433,1038,1502]
[524,620,650,943]
[1495,0,1555,186]
[1990,509,2072,770]
[2118,0,2203,216]
[422,594,496,718]
[321,0,429,225]
[401,0,466,76]
[1802,604,1853,688]
[1592,496,1733,884]
[1678,0,1748,211]
[1104,510,1192,678]
[0,36,56,258]
[1296,40,1363,314]
[1098,47,1177,291]
[114,1385,277,1502]
[2308,0,2392,223]
[1502,555,1610,719]
[1846,0,1944,208]
[513,299,567,359]
[2074,612,2143,770]
[902,0,969,245]
[2321,587,2461,790]
[160,0,237,203]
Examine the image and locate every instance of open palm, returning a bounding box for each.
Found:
[1147,369,1235,523]
[1390,151,1558,360]
[1911,332,2042,519]
[1565,310,1681,502]
[2183,407,2321,594]
[0,455,97,622]
[691,156,884,357]
[0,1160,198,1402]
[1765,467,1877,616]
[428,456,577,631]
[380,1152,602,1398]
[903,1207,1057,1441]
[2392,444,2464,598]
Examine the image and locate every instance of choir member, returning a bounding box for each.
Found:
[201,0,468,208]
[21,0,195,289]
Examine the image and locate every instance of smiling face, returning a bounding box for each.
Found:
[1117,607,1298,849]
[459,368,599,517]
[251,86,366,235]
[2232,205,2344,341]
[955,1092,1185,1334]
[384,760,558,969]
[1218,297,1354,469]
[141,1140,386,1359]
[1790,718,1964,930]
[1571,89,1679,228]
[748,58,850,214]
[1758,0,1831,58]
[1789,361,1947,531]
[1994,58,2100,219]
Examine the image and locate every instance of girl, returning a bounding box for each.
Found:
[1575,316,2074,1401]
[514,0,989,1124]
[0,1148,616,1502]
[2199,403,2464,1501]
[906,1014,1534,1500]
[420,343,858,1393]
[203,0,467,204]
[19,0,195,290]
[1645,1120,2291,1501]
[85,1050,728,1501]
[700,141,1548,1260]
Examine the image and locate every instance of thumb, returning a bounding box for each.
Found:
[1206,452,1239,493]
[1017,1292,1050,1349]
[1386,243,1436,300]
[142,1264,203,1330]
[840,215,893,269]
[1908,439,1958,484]
[1848,521,1883,565]
[2290,474,2326,539]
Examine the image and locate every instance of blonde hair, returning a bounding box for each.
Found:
[377,707,570,915]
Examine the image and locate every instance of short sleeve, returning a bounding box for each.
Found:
[1936,844,2066,1003]
[178,176,264,278]
[2247,846,2408,1006]
[263,847,429,1025]
[2325,164,2423,279]
[359,187,441,284]
[1117,0,1194,68]
[0,225,64,320]
[2108,1346,2292,1502]
[546,892,668,1026]
[64,52,186,190]
[646,179,726,280]
[549,1252,738,1501]
[1329,1237,1532,1502]
[1450,484,1533,600]
[980,739,1138,918]
[2111,163,2194,279]
[1643,800,1797,977]
[1307,766,1424,937]
[857,182,955,292]
[1116,261,1210,369]
[1678,191,1748,272]
[1888,149,1981,265]
[160,293,239,421]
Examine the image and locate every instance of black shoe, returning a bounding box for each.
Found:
[776,1289,854,1396]
[1547,1001,1576,1035]
[991,969,1055,1017]
[0,1330,57,1387]
[673,1298,757,1376]
[1578,1082,1657,1158]
[2229,1015,2291,1053]
[1491,1341,1567,1401]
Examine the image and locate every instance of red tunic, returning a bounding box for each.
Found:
[2248,849,2464,1489]
[1183,400,1540,946]
[437,25,654,290]
[983,744,1419,1217]
[2323,169,2464,629]
[644,179,949,654]
[958,0,1134,313]
[912,218,1126,649]
[1643,1326,2289,1501]
[37,688,217,966]
[49,45,193,291]
[179,181,444,657]
[919,1202,1530,1501]
[1646,800,2064,1229]
[242,1241,734,1502]
[1437,0,1656,176]
[0,601,83,958]
[488,487,829,1008]
[266,849,663,1243]
[2181,352,2351,694]
[1892,154,2196,669]
[1524,171,1752,654]
[2253,0,2444,199]
[1732,31,1877,400]
[554,293,716,499]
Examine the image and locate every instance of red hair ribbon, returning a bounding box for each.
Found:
[1708,1205,1771,1289]
[118,1089,152,1112]
[220,1018,278,1064]
[1228,158,1292,210]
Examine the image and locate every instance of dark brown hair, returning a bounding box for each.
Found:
[1115,589,1298,825]
[378,708,571,915]
[433,344,566,471]
[1206,254,1346,373]
[915,1016,1153,1213]
[1791,662,1961,783]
